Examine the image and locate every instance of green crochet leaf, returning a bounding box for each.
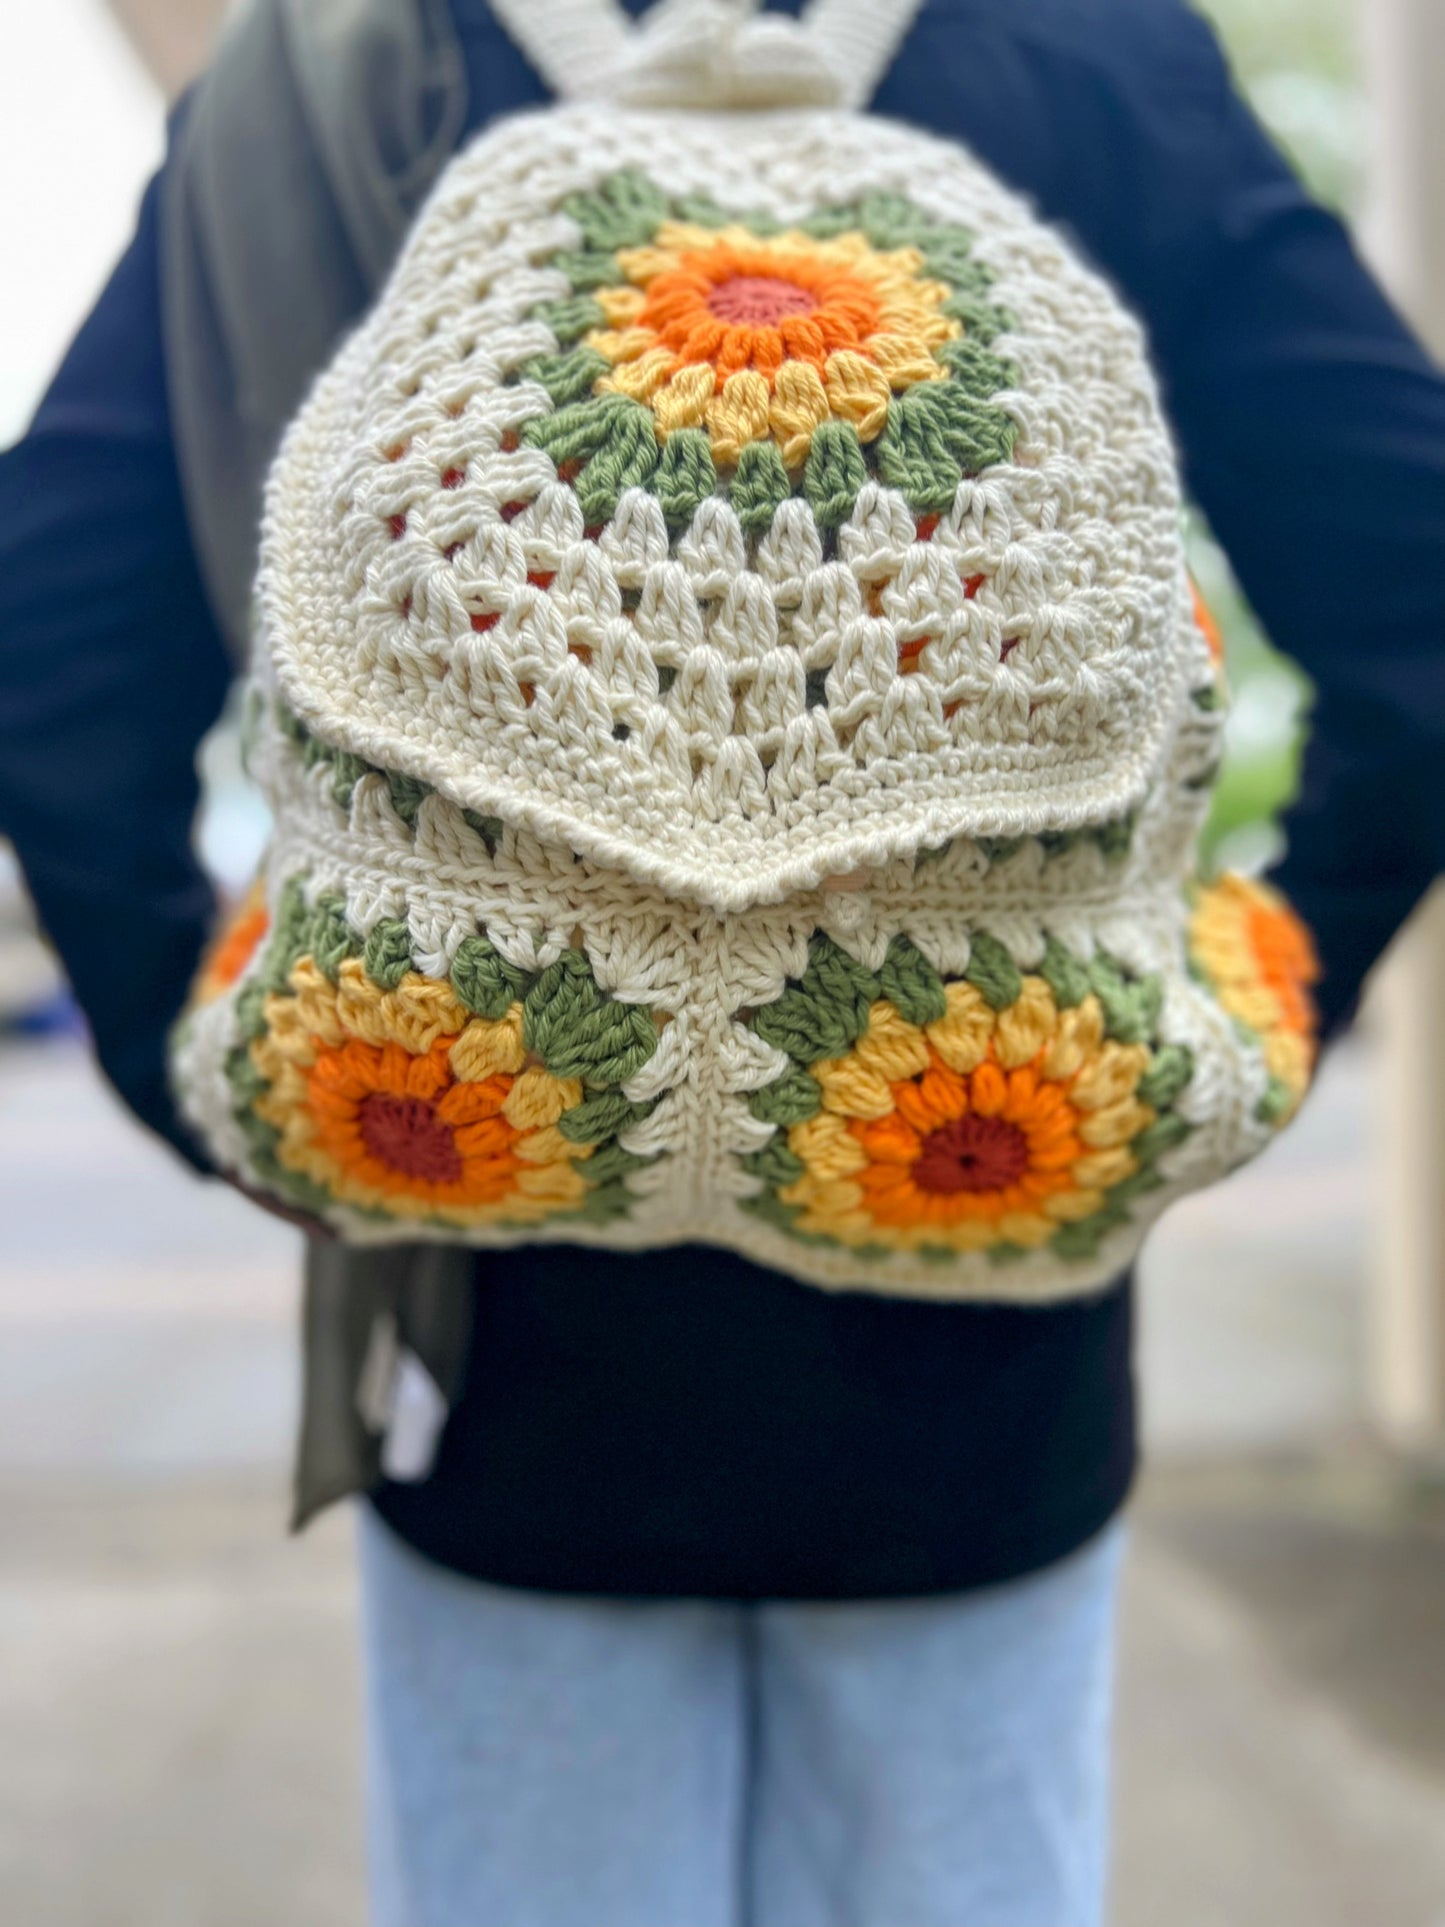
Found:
[730,440,792,534]
[562,169,672,253]
[751,935,879,1064]
[875,379,1017,510]
[964,931,1023,1011]
[450,933,530,1021]
[523,346,611,407]
[529,295,607,347]
[748,1067,823,1127]
[551,249,624,293]
[878,936,947,1028]
[522,395,660,523]
[306,895,357,985]
[655,429,717,527]
[522,950,657,1086]
[362,919,414,991]
[802,420,868,529]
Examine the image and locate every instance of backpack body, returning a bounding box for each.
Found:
[170,7,1317,1302]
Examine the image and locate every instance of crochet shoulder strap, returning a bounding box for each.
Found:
[487,0,922,110]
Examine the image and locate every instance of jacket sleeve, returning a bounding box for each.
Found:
[888,0,1445,1037]
[0,167,232,1163]
[1023,3,1445,1036]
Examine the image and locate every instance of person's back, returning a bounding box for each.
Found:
[2,4,1442,1921]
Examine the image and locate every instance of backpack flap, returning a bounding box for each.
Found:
[260,106,1192,914]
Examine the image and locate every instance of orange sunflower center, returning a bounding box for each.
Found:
[635,246,882,386]
[849,1051,1085,1229]
[913,1113,1032,1195]
[305,1036,524,1205]
[357,1091,464,1185]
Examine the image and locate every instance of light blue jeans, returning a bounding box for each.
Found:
[359,1509,1124,1927]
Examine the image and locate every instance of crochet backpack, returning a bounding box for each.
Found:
[170,0,1319,1302]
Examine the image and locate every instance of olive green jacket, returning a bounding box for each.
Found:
[162,0,477,1522]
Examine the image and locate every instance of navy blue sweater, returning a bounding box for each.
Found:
[3,0,1442,1597]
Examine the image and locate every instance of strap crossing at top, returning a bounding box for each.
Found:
[487,0,923,112]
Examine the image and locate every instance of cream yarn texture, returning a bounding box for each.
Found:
[169,70,1313,1302]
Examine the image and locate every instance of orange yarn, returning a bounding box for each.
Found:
[636,244,882,389]
[850,1044,1085,1228]
[1190,581,1224,666]
[195,885,269,1004]
[304,1034,523,1208]
[1243,894,1319,1037]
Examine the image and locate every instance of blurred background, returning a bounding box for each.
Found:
[1,3,1443,1923]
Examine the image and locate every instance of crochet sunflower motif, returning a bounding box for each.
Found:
[519,171,1017,530]
[206,883,664,1230]
[742,932,1194,1264]
[1188,876,1319,1124]
[165,104,1327,1298]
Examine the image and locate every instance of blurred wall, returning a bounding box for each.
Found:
[107,0,227,98]
[0,3,164,444]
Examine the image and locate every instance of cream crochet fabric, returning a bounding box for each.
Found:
[170,0,1318,1302]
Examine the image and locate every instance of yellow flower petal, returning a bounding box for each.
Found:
[930,1218,1001,1253]
[501,1068,583,1132]
[871,244,927,279]
[813,1056,896,1120]
[925,980,995,1074]
[996,1212,1055,1248]
[866,332,946,389]
[1041,1187,1107,1224]
[796,1205,880,1246]
[783,1173,865,1217]
[769,359,830,467]
[1078,1098,1154,1150]
[914,306,961,349]
[852,1001,932,1083]
[585,325,660,368]
[707,370,771,465]
[1264,1031,1312,1113]
[256,990,327,1068]
[284,958,347,1049]
[808,229,871,265]
[823,351,892,441]
[593,284,648,328]
[448,1008,526,1081]
[651,363,714,438]
[1071,1147,1137,1190]
[1039,995,1105,1080]
[511,1123,585,1166]
[652,222,735,256]
[1069,1041,1151,1112]
[252,1053,312,1134]
[993,977,1060,1069]
[598,346,678,402]
[789,1110,870,1178]
[513,1160,590,1206]
[1227,985,1286,1032]
[335,960,469,1052]
[614,242,688,283]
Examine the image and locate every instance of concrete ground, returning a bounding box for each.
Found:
[2,1032,1443,1925]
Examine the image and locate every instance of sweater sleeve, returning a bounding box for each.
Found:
[1044,8,1445,1036]
[0,165,233,1163]
[1122,21,1445,1035]
[883,0,1445,1036]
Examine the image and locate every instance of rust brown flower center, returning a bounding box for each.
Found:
[358,1092,464,1184]
[913,1113,1031,1195]
[706,274,817,325]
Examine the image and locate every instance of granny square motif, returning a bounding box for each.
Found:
[170,88,1317,1301]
